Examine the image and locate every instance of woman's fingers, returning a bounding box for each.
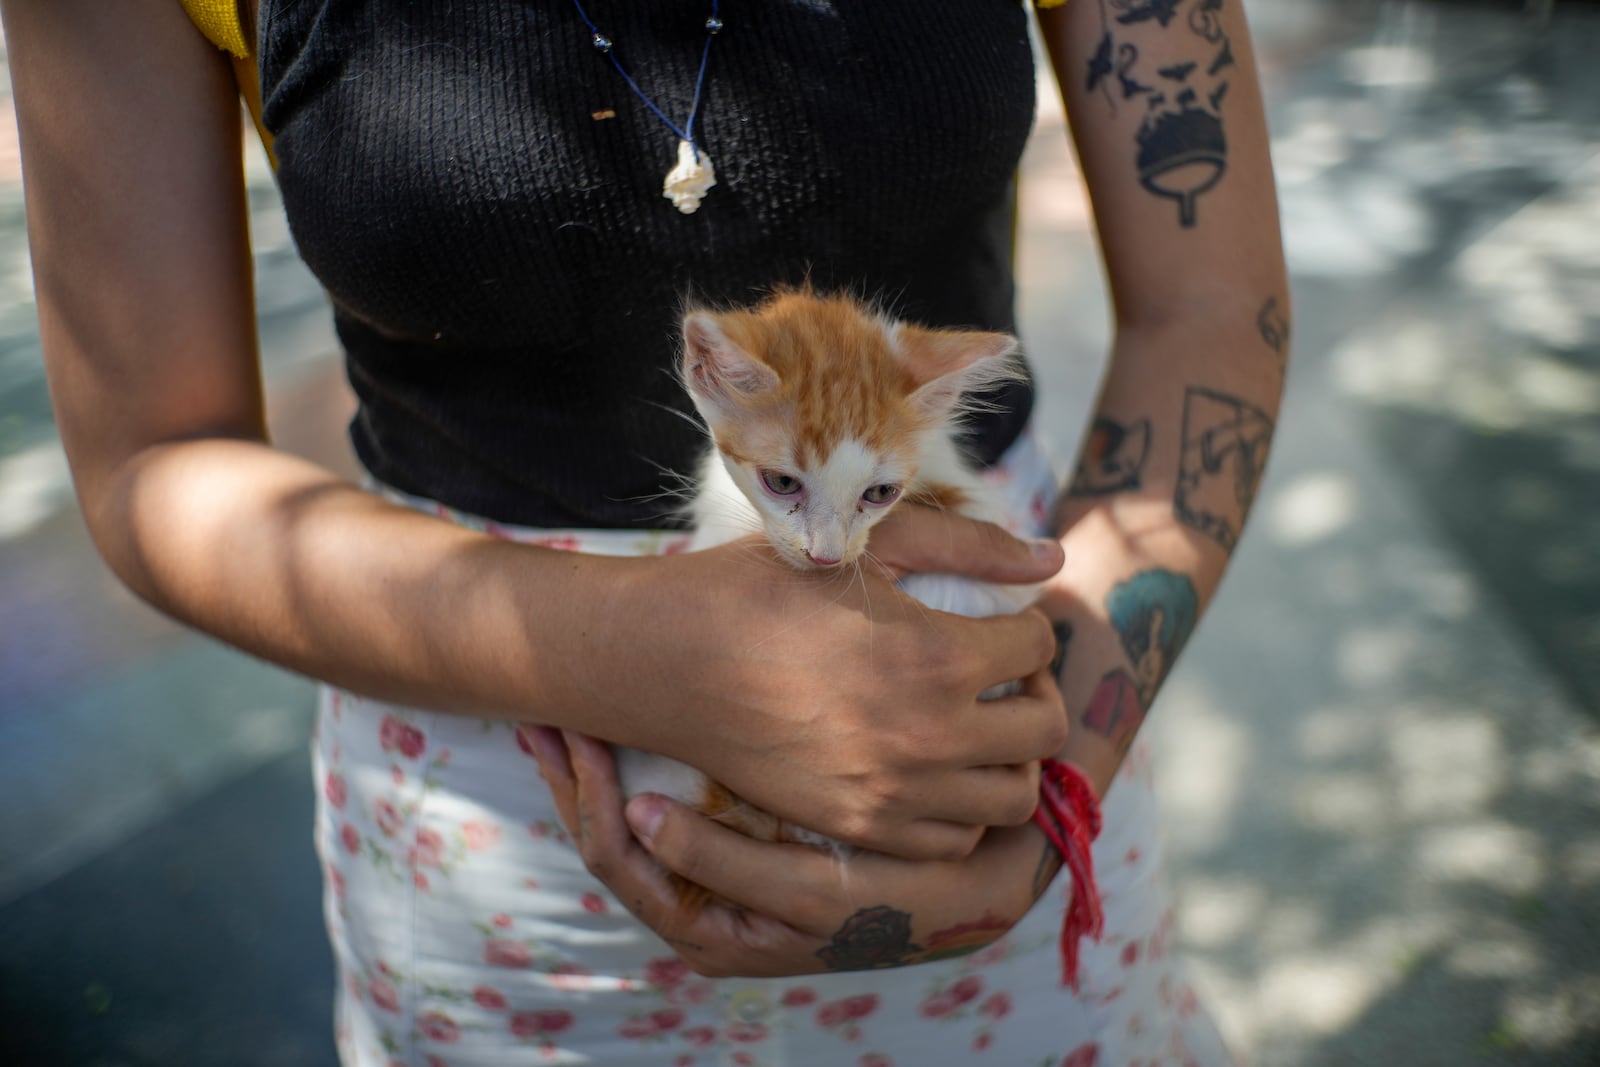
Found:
[961,607,1060,692]
[626,794,848,937]
[882,820,989,862]
[554,733,827,977]
[530,727,678,916]
[538,731,1040,978]
[525,725,580,826]
[913,763,1044,829]
[870,505,1063,584]
[630,796,1036,969]
[558,730,733,932]
[899,663,1063,837]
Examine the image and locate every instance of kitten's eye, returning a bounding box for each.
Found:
[760,469,802,496]
[861,483,902,506]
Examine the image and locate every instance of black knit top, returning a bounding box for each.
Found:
[258,0,1038,528]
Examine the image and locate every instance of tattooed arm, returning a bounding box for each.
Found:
[1034,0,1289,799]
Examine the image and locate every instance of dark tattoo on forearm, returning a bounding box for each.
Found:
[1083,669,1146,754]
[1051,620,1075,680]
[814,905,923,971]
[1175,386,1274,551]
[1086,0,1236,227]
[1114,0,1183,28]
[1258,296,1290,360]
[1069,416,1151,498]
[1108,568,1198,705]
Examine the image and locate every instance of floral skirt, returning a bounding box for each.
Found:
[314,431,1236,1067]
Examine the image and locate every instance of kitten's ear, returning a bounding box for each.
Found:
[682,312,780,410]
[894,325,1021,420]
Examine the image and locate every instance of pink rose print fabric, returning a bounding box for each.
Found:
[317,433,1237,1066]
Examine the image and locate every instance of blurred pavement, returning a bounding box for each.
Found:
[1,2,1597,1065]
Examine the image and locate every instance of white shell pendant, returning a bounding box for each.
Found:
[663,138,716,214]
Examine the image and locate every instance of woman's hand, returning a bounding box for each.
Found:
[530,728,1062,978]
[591,504,1069,863]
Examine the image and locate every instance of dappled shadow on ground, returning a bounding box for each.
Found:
[1334,164,1600,716]
[1303,947,1600,1067]
[1142,3,1600,1065]
[1160,390,1600,1064]
[1274,0,1600,715]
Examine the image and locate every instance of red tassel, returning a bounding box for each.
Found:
[1031,758,1105,991]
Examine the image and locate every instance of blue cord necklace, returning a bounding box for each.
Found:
[570,0,724,214]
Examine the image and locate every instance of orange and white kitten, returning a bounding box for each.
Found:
[615,289,1039,890]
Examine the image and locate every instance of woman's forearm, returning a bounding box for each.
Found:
[91,435,647,729]
[1042,314,1284,798]
[1034,0,1289,795]
[86,431,1073,859]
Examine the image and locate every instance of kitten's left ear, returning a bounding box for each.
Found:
[893,324,1021,420]
[682,311,780,411]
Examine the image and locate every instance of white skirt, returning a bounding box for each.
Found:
[314,430,1235,1067]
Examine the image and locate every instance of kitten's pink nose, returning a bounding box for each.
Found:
[805,550,842,566]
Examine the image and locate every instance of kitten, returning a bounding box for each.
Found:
[615,288,1040,906]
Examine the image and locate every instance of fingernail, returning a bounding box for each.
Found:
[525,725,571,781]
[560,729,591,761]
[1029,538,1062,560]
[625,794,667,845]
[526,725,557,760]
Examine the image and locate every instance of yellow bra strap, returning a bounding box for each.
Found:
[178,0,251,57]
[178,0,276,169]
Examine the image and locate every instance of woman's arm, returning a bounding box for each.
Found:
[1035,0,1290,798]
[4,0,1070,861]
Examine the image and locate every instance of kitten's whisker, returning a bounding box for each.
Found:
[859,547,938,631]
[850,558,875,665]
[634,452,695,482]
[858,548,900,585]
[638,397,709,434]
[610,454,704,523]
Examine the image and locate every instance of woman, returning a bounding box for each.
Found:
[3,0,1287,1062]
